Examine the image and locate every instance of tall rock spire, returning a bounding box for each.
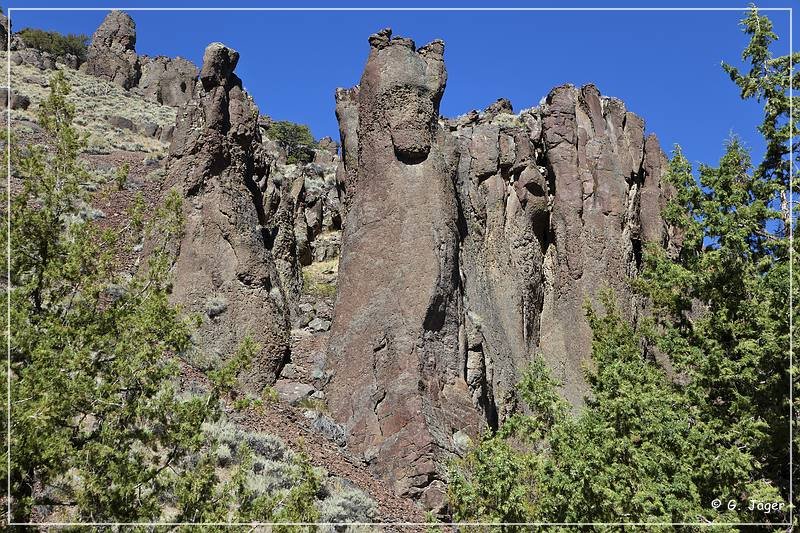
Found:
[326,29,481,507]
[164,42,297,392]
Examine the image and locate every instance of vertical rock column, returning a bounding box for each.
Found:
[451,102,550,425]
[84,10,140,89]
[326,29,483,505]
[538,84,673,405]
[165,43,293,392]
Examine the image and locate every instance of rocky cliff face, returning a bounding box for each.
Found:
[164,43,295,392]
[15,7,683,511]
[537,85,680,405]
[326,28,680,504]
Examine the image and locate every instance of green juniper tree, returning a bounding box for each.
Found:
[265,120,317,165]
[450,6,795,527]
[3,72,321,526]
[5,69,214,523]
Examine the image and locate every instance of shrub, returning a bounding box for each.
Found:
[17,28,89,64]
[114,162,129,190]
[310,414,347,447]
[246,432,289,462]
[216,443,234,467]
[297,396,330,415]
[302,268,337,298]
[204,295,228,318]
[317,483,377,524]
[262,386,280,404]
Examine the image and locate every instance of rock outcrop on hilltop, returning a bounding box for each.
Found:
[139,56,197,106]
[164,42,296,392]
[1,12,9,52]
[84,10,140,89]
[82,11,197,106]
[326,28,680,505]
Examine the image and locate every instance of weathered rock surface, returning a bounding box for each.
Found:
[0,13,9,52]
[274,380,315,405]
[0,11,24,52]
[0,88,30,110]
[451,102,549,424]
[138,55,197,106]
[84,10,140,89]
[536,84,680,405]
[80,11,199,106]
[11,48,56,70]
[165,42,296,392]
[326,28,680,506]
[326,29,483,502]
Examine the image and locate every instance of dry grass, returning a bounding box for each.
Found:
[302,258,338,298]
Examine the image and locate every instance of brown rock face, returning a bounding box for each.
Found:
[84,10,140,89]
[139,56,198,107]
[327,29,679,505]
[326,29,482,501]
[165,42,294,392]
[452,103,550,425]
[537,84,670,405]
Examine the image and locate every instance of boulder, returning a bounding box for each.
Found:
[138,120,159,137]
[0,88,30,110]
[11,93,30,110]
[274,380,314,405]
[58,53,79,70]
[159,124,175,143]
[307,317,331,332]
[107,115,135,131]
[11,48,56,70]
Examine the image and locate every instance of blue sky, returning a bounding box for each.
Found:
[5,1,795,170]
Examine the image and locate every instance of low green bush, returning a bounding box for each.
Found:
[17,28,89,63]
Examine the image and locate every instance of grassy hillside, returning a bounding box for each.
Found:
[4,52,175,154]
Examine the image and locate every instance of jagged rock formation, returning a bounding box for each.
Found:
[326,28,679,505]
[326,29,482,508]
[165,42,296,392]
[536,85,680,405]
[0,11,25,52]
[139,55,197,106]
[84,10,140,89]
[82,11,197,107]
[451,100,549,424]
